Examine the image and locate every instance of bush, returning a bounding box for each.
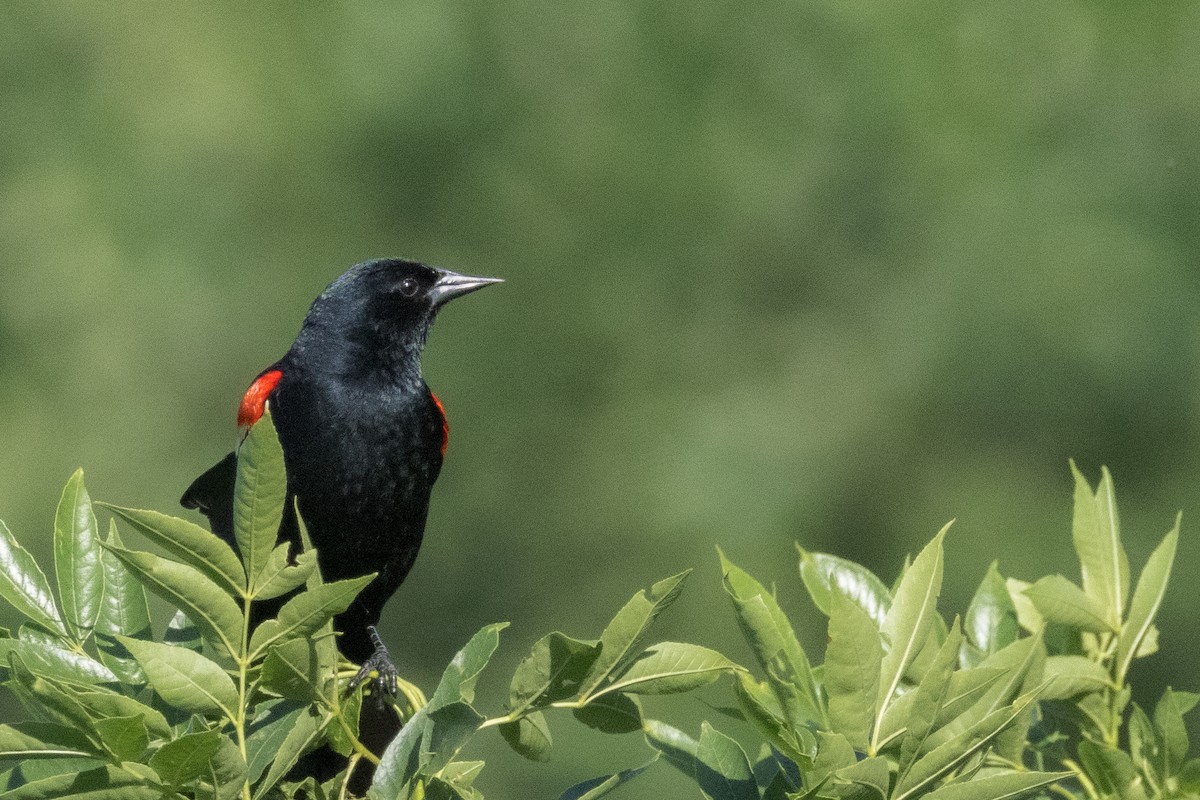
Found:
[0,416,1193,800]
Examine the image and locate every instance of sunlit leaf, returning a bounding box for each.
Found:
[119,636,238,718]
[428,622,508,711]
[250,544,316,601]
[234,410,287,590]
[824,590,880,751]
[922,770,1070,800]
[1023,575,1113,633]
[965,562,1017,658]
[94,522,149,683]
[1,763,165,799]
[798,546,892,627]
[0,520,68,638]
[248,574,375,657]
[1040,655,1111,700]
[557,756,658,800]
[508,631,600,715]
[53,469,103,641]
[695,722,758,800]
[1070,462,1129,629]
[1116,521,1178,683]
[93,714,148,762]
[594,642,740,697]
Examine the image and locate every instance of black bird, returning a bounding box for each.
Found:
[181,258,501,771]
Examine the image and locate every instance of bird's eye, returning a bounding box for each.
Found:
[398,277,419,297]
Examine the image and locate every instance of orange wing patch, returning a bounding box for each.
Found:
[431,392,449,457]
[238,369,284,430]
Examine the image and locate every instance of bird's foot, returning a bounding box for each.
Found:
[347,626,399,707]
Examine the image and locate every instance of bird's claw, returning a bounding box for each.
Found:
[347,626,399,707]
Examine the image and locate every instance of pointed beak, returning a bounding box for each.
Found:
[429,269,504,307]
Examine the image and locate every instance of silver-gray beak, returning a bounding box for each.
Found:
[429,269,504,307]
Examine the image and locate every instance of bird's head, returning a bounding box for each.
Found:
[293,258,502,380]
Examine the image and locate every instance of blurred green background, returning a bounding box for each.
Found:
[2,2,1198,796]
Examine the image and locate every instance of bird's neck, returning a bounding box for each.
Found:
[289,322,428,394]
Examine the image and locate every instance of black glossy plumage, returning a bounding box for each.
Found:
[183,260,498,661]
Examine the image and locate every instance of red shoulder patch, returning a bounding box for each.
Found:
[238,369,284,430]
[431,392,449,457]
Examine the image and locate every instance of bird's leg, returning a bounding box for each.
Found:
[347,625,400,706]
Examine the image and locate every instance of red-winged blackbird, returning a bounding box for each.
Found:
[181,258,500,775]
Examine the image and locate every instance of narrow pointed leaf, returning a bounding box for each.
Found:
[923,771,1071,800]
[245,700,308,785]
[253,706,323,800]
[119,636,238,718]
[965,562,1017,656]
[250,544,316,600]
[1023,575,1113,633]
[578,570,690,698]
[1078,740,1143,800]
[824,590,881,750]
[1,764,165,800]
[234,410,287,588]
[1116,522,1178,682]
[1070,462,1129,628]
[94,523,149,683]
[53,469,103,640]
[733,673,814,766]
[100,504,245,595]
[1005,578,1043,633]
[149,729,223,785]
[0,637,116,684]
[721,552,823,727]
[894,695,1038,800]
[1155,688,1197,775]
[696,722,758,800]
[0,520,68,637]
[101,544,241,655]
[428,622,508,711]
[593,642,740,697]
[558,756,658,800]
[875,523,948,748]
[897,620,964,777]
[93,714,149,762]
[248,574,375,657]
[0,721,98,761]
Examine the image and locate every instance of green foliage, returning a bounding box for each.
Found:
[0,421,1192,799]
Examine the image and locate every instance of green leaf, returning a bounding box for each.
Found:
[368,705,429,799]
[1070,462,1130,629]
[118,636,238,718]
[1077,740,1145,800]
[922,771,1071,800]
[874,522,948,750]
[0,637,117,684]
[643,718,700,776]
[0,721,98,761]
[0,520,68,638]
[1040,655,1111,700]
[248,574,375,657]
[234,410,287,589]
[1154,688,1197,776]
[798,545,892,627]
[499,711,552,762]
[428,622,509,711]
[245,700,308,785]
[896,620,964,778]
[1,764,166,800]
[261,639,321,701]
[93,714,148,762]
[1128,703,1160,785]
[253,706,322,800]
[578,570,689,699]
[53,469,103,641]
[507,631,600,715]
[1116,521,1178,682]
[893,694,1039,800]
[695,721,758,800]
[557,756,658,800]
[830,756,890,800]
[1004,578,1043,634]
[100,544,241,655]
[100,504,246,595]
[422,701,485,773]
[93,522,149,683]
[824,590,881,751]
[573,692,643,734]
[250,544,316,600]
[1023,575,1114,633]
[965,562,1018,658]
[720,552,823,727]
[733,673,814,766]
[149,730,223,785]
[923,634,1043,752]
[592,642,740,698]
